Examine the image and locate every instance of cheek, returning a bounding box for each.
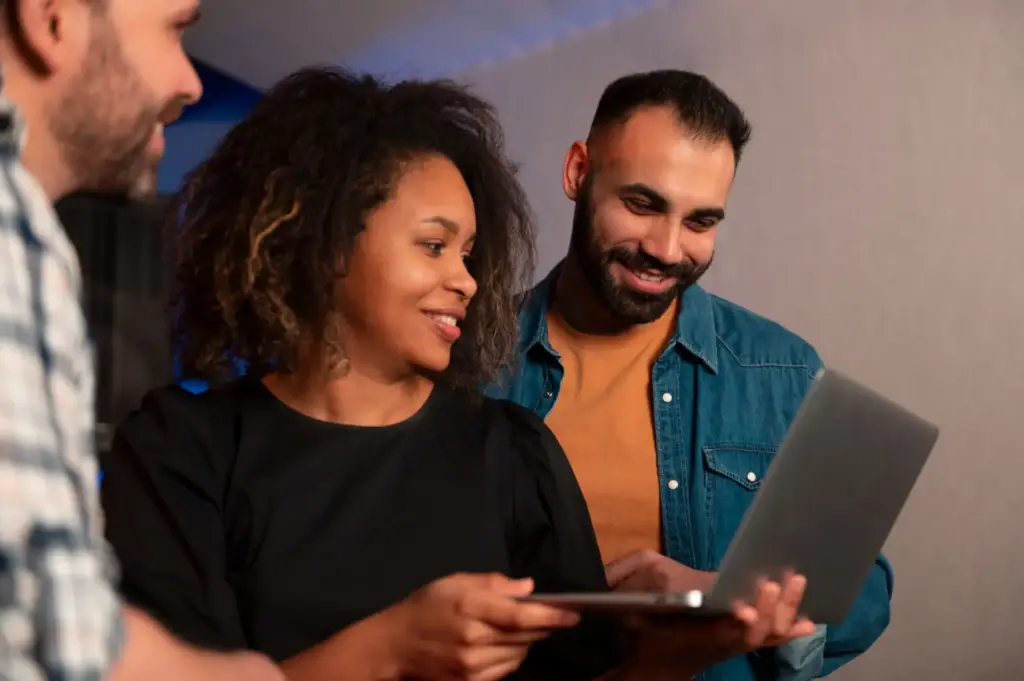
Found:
[592,204,649,247]
[355,255,440,326]
[689,230,718,264]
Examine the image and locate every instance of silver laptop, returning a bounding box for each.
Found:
[524,369,939,623]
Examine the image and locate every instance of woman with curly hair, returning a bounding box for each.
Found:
[99,67,614,681]
[100,68,812,681]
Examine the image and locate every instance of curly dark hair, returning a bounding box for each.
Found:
[172,67,535,390]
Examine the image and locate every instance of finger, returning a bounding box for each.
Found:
[605,549,657,588]
[468,653,531,681]
[613,571,653,593]
[773,574,807,637]
[460,591,580,631]
[746,578,782,648]
[764,617,818,648]
[789,617,818,639]
[490,576,535,598]
[448,644,530,679]
[442,572,534,596]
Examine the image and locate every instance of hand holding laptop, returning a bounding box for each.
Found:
[608,573,816,681]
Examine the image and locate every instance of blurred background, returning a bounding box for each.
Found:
[61,1,1023,678]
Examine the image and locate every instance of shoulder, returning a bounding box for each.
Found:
[477,395,571,482]
[481,396,551,447]
[120,383,236,432]
[707,292,823,378]
[110,382,249,477]
[0,152,80,281]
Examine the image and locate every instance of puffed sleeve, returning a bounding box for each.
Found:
[493,400,625,681]
[99,385,248,651]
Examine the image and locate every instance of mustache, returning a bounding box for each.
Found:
[607,247,699,280]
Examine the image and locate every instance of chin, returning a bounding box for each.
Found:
[413,350,453,376]
[127,169,158,201]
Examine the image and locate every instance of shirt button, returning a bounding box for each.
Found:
[661,392,673,403]
[747,471,757,483]
[543,391,553,398]
[667,479,679,490]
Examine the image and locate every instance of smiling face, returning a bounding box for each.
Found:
[565,105,737,324]
[336,154,479,378]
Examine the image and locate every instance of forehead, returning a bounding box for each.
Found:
[596,105,736,205]
[389,155,476,224]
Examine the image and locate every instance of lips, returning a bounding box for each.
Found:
[425,309,465,343]
[614,262,679,294]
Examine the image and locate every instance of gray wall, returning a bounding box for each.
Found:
[458,1,1024,678]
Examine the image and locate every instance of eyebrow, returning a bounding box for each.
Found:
[422,216,459,234]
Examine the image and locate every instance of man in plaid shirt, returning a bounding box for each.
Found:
[0,1,282,679]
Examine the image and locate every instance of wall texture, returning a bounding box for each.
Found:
[457,1,1024,678]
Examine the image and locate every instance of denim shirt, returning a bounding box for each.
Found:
[487,267,893,681]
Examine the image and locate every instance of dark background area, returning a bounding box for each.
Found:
[55,193,174,449]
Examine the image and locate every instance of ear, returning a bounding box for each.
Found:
[8,0,91,76]
[562,140,590,201]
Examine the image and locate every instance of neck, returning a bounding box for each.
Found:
[554,251,636,335]
[262,363,435,427]
[1,68,76,201]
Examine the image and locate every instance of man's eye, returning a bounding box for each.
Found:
[688,219,719,231]
[624,198,653,214]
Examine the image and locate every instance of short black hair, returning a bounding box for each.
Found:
[589,69,752,164]
[173,67,535,391]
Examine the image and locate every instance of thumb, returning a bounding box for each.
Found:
[487,574,536,597]
[448,572,534,595]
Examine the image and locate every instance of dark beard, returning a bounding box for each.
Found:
[569,180,711,325]
[48,16,163,200]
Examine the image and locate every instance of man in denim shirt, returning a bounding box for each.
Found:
[488,70,893,680]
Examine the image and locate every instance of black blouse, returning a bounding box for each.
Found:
[100,380,621,679]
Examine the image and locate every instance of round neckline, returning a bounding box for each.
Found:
[248,376,444,433]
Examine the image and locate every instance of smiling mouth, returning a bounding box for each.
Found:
[426,313,460,328]
[633,270,669,282]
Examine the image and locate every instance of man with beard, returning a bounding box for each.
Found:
[0,1,281,679]
[489,70,893,681]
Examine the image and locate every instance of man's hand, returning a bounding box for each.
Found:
[609,574,816,681]
[605,549,716,593]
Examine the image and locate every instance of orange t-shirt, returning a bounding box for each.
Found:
[544,302,678,564]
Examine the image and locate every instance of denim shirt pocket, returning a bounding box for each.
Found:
[702,444,775,563]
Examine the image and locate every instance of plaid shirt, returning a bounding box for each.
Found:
[0,97,123,679]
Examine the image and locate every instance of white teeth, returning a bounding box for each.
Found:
[430,314,458,327]
[635,271,665,282]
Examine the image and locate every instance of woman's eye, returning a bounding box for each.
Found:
[424,242,444,256]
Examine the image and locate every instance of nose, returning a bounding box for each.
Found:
[447,257,478,300]
[180,57,204,107]
[640,220,686,266]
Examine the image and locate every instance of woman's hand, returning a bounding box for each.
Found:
[379,572,581,681]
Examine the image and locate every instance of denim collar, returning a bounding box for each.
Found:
[520,262,719,373]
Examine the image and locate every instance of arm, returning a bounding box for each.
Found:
[819,555,893,676]
[0,188,124,679]
[101,387,249,651]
